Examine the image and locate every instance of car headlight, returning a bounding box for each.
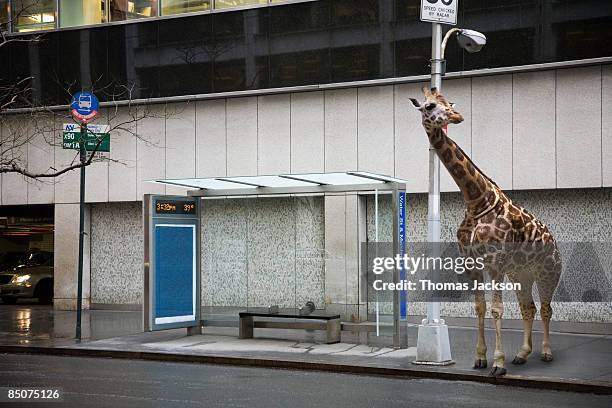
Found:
[11,274,31,284]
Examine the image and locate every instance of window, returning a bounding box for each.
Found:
[161,0,211,16]
[60,0,107,28]
[110,0,157,21]
[0,1,8,31]
[11,0,56,32]
[214,0,267,10]
[270,49,330,87]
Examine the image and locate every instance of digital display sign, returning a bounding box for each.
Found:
[155,199,197,215]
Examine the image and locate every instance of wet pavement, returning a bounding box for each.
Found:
[0,302,142,347]
[0,303,611,389]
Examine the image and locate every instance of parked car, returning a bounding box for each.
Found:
[0,251,53,304]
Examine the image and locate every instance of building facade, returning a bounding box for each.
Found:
[1,0,611,323]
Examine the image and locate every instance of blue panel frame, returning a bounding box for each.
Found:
[398,191,407,319]
[147,195,200,331]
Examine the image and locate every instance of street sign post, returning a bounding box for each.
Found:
[69,91,100,341]
[420,0,458,26]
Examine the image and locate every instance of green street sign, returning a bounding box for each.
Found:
[62,124,110,152]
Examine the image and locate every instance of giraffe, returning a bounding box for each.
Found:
[409,87,562,377]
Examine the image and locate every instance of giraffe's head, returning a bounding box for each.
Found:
[409,87,464,130]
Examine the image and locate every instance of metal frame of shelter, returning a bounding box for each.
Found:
[149,171,408,347]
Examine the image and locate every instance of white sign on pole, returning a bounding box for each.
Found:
[62,123,110,134]
[420,0,458,26]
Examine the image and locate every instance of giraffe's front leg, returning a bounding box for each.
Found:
[473,289,487,369]
[489,289,506,377]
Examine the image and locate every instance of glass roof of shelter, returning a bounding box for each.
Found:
[151,171,407,192]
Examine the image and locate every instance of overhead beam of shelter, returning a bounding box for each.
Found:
[149,172,408,197]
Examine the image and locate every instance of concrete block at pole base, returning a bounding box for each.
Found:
[413,323,454,366]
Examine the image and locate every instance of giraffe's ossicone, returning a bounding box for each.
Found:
[410,87,562,377]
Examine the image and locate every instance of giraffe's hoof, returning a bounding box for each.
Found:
[489,367,507,377]
[540,353,553,362]
[512,356,527,365]
[473,359,488,369]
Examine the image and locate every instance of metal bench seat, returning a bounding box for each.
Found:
[238,309,341,344]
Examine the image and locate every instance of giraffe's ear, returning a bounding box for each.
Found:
[409,98,422,109]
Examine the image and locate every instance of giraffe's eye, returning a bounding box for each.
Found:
[425,103,436,111]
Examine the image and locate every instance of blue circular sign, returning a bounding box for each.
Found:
[70,91,99,123]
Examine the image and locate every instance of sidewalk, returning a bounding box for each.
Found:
[1,304,610,394]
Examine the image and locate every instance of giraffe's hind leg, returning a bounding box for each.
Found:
[512,278,536,365]
[539,302,553,362]
[473,287,487,369]
[536,250,562,363]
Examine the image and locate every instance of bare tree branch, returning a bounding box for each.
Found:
[0,3,171,180]
[0,82,168,179]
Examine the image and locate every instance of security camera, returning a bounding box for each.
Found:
[456,29,486,53]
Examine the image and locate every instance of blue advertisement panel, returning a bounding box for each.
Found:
[146,195,200,331]
[154,225,196,324]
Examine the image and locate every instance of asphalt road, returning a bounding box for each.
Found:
[0,354,610,408]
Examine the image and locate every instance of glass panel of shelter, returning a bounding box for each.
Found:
[200,195,328,338]
[366,193,395,326]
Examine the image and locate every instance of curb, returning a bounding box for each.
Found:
[1,345,610,395]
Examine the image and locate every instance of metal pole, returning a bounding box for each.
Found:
[414,22,453,365]
[374,189,379,337]
[427,23,443,324]
[76,123,86,340]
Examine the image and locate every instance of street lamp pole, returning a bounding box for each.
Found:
[427,26,465,326]
[427,22,444,325]
[415,24,486,364]
[414,22,453,366]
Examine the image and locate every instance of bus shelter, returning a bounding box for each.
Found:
[144,171,407,347]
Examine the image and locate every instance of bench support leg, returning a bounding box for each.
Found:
[239,316,254,339]
[326,319,341,344]
[187,324,202,336]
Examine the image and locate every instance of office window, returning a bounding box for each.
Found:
[0,1,8,31]
[161,0,211,16]
[331,45,379,82]
[11,0,56,32]
[214,0,267,10]
[270,49,330,87]
[60,0,107,28]
[331,0,378,26]
[110,0,157,21]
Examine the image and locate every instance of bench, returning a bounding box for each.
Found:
[239,310,341,344]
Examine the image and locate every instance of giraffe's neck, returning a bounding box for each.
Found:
[426,126,500,216]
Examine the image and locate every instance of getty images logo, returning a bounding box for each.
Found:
[426,0,454,5]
